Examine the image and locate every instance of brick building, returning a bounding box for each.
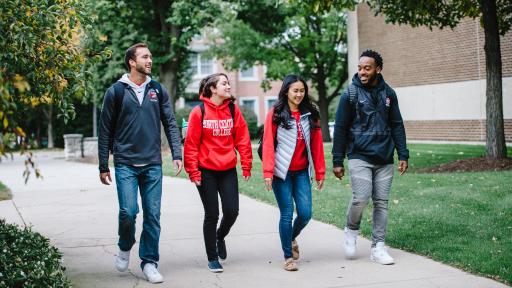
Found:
[348,4,512,143]
[180,36,282,125]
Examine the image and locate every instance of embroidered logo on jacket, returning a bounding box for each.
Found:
[385,97,391,107]
[203,119,233,136]
[148,89,158,102]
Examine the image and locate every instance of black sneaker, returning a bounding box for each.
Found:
[217,239,227,261]
[207,260,224,273]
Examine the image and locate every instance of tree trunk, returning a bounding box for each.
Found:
[316,77,331,142]
[158,43,181,151]
[153,0,179,110]
[152,0,179,150]
[47,104,54,149]
[36,124,41,148]
[92,103,97,138]
[480,0,507,159]
[160,61,179,109]
[0,134,3,153]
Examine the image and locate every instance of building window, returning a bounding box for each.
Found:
[239,97,260,123]
[265,96,278,116]
[239,66,258,81]
[189,52,213,77]
[241,99,256,111]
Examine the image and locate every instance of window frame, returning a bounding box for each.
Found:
[238,66,258,81]
[239,96,260,123]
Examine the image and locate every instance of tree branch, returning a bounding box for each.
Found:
[326,23,344,75]
[328,73,347,102]
[281,38,305,62]
[307,15,323,69]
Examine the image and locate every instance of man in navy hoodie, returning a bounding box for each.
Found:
[98,43,183,283]
[332,49,409,265]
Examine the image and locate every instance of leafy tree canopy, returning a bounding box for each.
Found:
[83,0,222,105]
[0,0,107,135]
[365,0,511,35]
[210,0,355,140]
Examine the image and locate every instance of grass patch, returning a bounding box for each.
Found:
[0,181,12,201]
[164,143,512,284]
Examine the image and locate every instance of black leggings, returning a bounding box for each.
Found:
[197,168,239,261]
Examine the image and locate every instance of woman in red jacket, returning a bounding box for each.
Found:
[262,74,325,271]
[184,73,252,273]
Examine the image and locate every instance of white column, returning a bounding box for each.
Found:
[347,6,359,79]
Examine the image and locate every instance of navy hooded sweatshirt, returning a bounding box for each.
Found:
[332,73,409,167]
[97,76,182,173]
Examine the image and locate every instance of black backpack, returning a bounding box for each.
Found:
[109,80,163,152]
[257,124,277,160]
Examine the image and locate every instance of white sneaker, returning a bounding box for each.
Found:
[115,249,130,272]
[370,242,394,265]
[343,227,358,259]
[143,263,164,284]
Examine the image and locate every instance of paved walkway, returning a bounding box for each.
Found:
[0,151,508,288]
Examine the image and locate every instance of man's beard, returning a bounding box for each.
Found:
[136,64,151,75]
[363,73,377,87]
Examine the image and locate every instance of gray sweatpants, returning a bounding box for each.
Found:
[346,159,394,246]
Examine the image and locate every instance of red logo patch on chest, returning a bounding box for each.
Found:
[149,90,158,102]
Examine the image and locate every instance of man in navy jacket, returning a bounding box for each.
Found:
[332,49,409,265]
[98,43,182,283]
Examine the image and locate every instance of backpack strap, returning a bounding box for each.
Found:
[228,101,235,120]
[347,83,361,126]
[110,81,127,152]
[348,83,357,105]
[199,102,205,121]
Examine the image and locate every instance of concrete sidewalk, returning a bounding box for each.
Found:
[0,151,508,288]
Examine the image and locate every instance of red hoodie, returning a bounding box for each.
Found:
[262,108,325,181]
[184,96,253,182]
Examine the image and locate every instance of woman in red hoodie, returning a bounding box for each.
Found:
[184,73,252,273]
[262,74,325,271]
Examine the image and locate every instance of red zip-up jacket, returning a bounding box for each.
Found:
[184,96,253,182]
[262,108,326,181]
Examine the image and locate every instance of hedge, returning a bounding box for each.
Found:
[239,106,259,140]
[0,219,71,287]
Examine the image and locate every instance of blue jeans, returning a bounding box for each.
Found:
[272,169,312,259]
[115,164,162,268]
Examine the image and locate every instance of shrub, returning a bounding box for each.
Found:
[174,106,193,128]
[239,106,259,140]
[0,219,71,287]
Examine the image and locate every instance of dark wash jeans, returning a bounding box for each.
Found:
[196,168,239,262]
[114,164,162,269]
[272,169,312,259]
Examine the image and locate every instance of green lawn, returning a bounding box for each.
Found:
[0,181,12,201]
[164,143,512,284]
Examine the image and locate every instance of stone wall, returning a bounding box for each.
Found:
[63,135,98,159]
